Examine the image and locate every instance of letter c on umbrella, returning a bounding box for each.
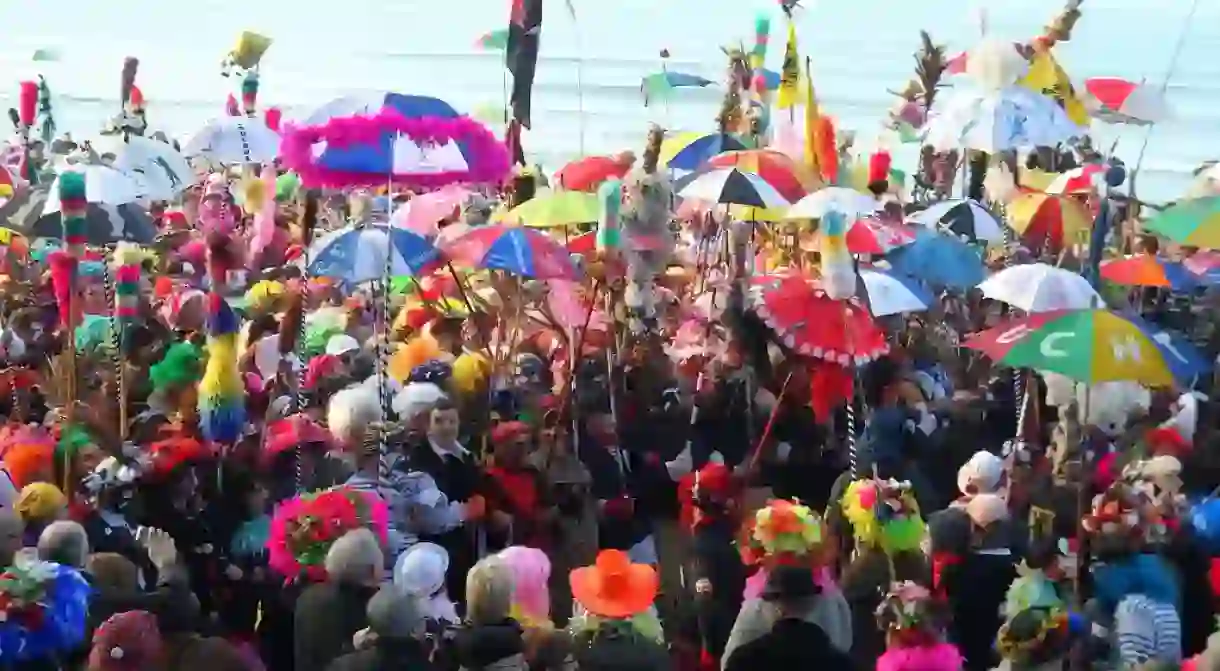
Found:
[997,325,1032,344]
[1039,331,1074,358]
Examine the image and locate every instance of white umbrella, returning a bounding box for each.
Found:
[977,262,1101,312]
[923,86,1083,153]
[677,168,790,208]
[42,165,143,214]
[113,136,196,201]
[183,117,280,164]
[860,268,933,317]
[787,187,879,220]
[907,198,1005,242]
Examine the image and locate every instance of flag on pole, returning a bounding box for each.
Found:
[1020,50,1089,127]
[776,22,800,110]
[803,57,822,179]
[507,0,543,129]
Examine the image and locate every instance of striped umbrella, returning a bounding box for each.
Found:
[659,132,747,171]
[677,168,790,209]
[1006,192,1092,250]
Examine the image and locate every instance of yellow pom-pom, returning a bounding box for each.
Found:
[452,351,491,396]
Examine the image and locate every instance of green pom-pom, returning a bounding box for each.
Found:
[304,325,343,358]
[57,424,94,457]
[58,170,86,201]
[149,341,204,391]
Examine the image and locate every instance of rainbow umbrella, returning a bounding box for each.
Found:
[1144,196,1220,249]
[640,72,713,106]
[441,225,577,279]
[660,132,747,171]
[705,149,812,203]
[964,309,1175,387]
[1100,254,1200,291]
[505,190,599,228]
[1007,192,1092,250]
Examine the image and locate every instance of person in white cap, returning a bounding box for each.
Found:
[393,542,460,625]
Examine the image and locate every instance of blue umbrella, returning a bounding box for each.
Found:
[307,224,437,285]
[884,230,985,290]
[301,92,460,126]
[1120,311,1210,385]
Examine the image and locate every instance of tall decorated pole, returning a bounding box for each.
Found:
[51,171,87,491]
[112,243,143,437]
[197,230,246,449]
[16,81,38,183]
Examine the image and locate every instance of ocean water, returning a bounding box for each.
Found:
[1,0,1217,203]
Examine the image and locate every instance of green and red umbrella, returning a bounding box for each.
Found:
[1143,196,1220,249]
[964,309,1174,387]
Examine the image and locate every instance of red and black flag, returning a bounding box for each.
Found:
[506,0,543,129]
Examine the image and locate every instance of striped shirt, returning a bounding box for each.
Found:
[1115,594,1182,666]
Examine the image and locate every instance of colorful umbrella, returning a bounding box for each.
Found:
[787,187,878,220]
[907,198,1004,243]
[965,309,1175,387]
[555,155,633,192]
[677,168,789,209]
[810,216,917,255]
[885,231,985,290]
[1143,196,1220,249]
[659,132,747,171]
[1083,77,1171,125]
[859,268,932,317]
[391,185,473,236]
[1044,164,1105,195]
[1006,192,1092,250]
[1100,255,1199,291]
[978,262,1101,312]
[1183,250,1220,281]
[640,72,713,106]
[924,86,1082,153]
[705,149,811,203]
[476,28,510,51]
[300,92,460,127]
[442,225,576,279]
[506,190,600,228]
[307,224,438,285]
[746,272,888,364]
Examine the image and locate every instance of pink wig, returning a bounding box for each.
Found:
[498,546,551,623]
[875,643,964,671]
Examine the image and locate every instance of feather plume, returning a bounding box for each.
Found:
[112,243,143,354]
[120,57,139,107]
[816,116,839,184]
[226,94,240,117]
[198,293,246,443]
[58,171,87,257]
[241,73,259,116]
[18,81,37,127]
[868,150,892,195]
[264,107,282,132]
[48,251,79,330]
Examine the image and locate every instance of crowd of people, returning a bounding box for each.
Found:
[3,3,1220,670]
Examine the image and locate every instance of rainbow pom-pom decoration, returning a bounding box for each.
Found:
[197,293,246,443]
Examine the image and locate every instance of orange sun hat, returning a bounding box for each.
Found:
[569,550,658,619]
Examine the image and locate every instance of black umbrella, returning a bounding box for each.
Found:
[2,187,156,244]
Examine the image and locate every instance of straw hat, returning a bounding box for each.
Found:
[569,550,658,619]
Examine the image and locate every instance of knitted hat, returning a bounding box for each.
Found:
[14,482,67,522]
[88,610,162,671]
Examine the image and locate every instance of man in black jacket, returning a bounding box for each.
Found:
[723,566,856,671]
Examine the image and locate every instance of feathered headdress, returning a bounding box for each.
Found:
[842,478,925,553]
[995,608,1081,667]
[267,486,389,581]
[874,582,961,665]
[739,498,824,566]
[0,556,92,664]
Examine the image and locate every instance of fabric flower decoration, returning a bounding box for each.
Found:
[268,487,389,581]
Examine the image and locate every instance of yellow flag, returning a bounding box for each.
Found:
[803,58,821,178]
[1020,50,1090,127]
[776,22,801,109]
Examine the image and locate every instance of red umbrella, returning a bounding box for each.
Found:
[555,154,633,192]
[746,272,888,364]
[1084,77,1170,125]
[705,149,811,203]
